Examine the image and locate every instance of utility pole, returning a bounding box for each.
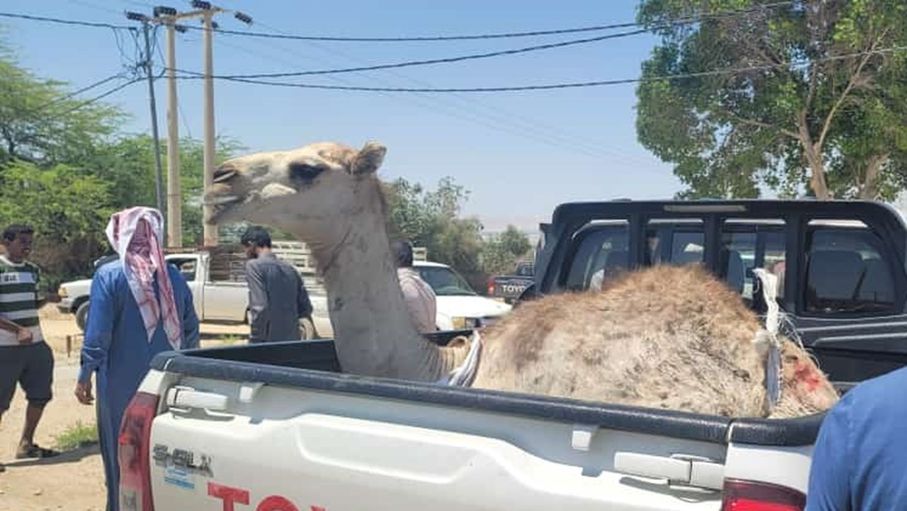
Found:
[201,7,217,246]
[161,9,183,249]
[127,12,166,220]
[141,2,252,248]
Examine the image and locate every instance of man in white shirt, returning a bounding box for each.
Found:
[391,240,437,333]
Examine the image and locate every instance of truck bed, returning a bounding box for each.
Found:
[153,339,822,448]
[145,340,823,510]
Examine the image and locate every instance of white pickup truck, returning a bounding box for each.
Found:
[57,251,332,339]
[122,336,816,511]
[118,200,866,511]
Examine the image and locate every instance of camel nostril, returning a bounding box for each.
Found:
[213,165,238,183]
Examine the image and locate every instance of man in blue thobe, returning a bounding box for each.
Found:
[806,366,907,509]
[76,207,199,511]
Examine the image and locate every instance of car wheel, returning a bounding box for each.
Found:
[75,301,90,332]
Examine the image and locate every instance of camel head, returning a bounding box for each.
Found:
[204,141,388,247]
[769,339,840,417]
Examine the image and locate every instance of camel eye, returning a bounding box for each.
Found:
[289,162,325,184]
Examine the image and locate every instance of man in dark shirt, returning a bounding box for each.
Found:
[241,226,313,343]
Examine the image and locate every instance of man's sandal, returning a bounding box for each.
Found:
[15,444,60,459]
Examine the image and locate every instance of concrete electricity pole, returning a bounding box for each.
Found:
[164,16,183,248]
[201,6,218,246]
[136,3,252,248]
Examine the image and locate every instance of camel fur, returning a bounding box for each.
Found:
[204,140,839,419]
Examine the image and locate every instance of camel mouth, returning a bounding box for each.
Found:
[213,168,237,184]
[204,194,243,224]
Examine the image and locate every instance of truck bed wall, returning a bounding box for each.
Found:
[152,339,825,448]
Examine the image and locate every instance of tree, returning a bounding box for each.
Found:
[636,0,907,200]
[384,176,486,288]
[0,44,123,167]
[481,226,532,276]
[0,162,112,290]
[85,134,243,246]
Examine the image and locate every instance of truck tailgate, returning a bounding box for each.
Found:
[149,378,724,510]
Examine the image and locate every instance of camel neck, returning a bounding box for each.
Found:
[315,206,447,381]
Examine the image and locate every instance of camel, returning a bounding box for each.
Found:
[204,140,839,419]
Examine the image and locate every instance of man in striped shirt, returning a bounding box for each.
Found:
[0,224,57,472]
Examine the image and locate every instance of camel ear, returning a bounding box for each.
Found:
[351,141,386,175]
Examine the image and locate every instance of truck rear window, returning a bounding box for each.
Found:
[805,225,895,314]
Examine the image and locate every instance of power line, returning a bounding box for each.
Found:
[56,78,144,116]
[197,25,638,163]
[251,20,650,165]
[190,1,795,42]
[176,44,907,93]
[185,29,649,79]
[0,11,132,30]
[205,21,644,42]
[30,73,127,114]
[174,1,798,80]
[1,1,793,42]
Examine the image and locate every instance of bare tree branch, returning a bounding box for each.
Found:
[817,31,888,149]
[718,107,800,140]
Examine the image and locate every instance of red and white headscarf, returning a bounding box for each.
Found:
[105,207,182,350]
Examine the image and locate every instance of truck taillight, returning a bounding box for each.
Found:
[118,391,159,511]
[487,278,495,296]
[721,479,805,511]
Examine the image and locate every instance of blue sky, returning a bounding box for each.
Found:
[3,0,681,231]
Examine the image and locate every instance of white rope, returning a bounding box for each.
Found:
[752,268,782,406]
[445,330,483,387]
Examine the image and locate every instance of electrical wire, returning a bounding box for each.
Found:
[55,78,144,116]
[205,25,641,163]
[175,44,907,93]
[29,73,127,114]
[1,1,794,42]
[203,29,649,79]
[191,1,795,42]
[0,11,131,30]
[251,19,652,165]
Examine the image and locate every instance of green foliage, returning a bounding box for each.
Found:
[54,421,99,451]
[384,176,486,288]
[0,41,244,286]
[482,225,532,276]
[636,0,907,200]
[0,44,122,166]
[0,161,113,289]
[384,178,533,291]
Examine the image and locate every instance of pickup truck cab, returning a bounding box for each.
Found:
[525,199,907,387]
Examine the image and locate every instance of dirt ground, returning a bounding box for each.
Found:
[0,306,246,511]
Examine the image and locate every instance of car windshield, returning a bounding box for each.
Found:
[416,266,477,296]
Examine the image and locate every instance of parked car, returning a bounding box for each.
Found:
[413,261,512,330]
